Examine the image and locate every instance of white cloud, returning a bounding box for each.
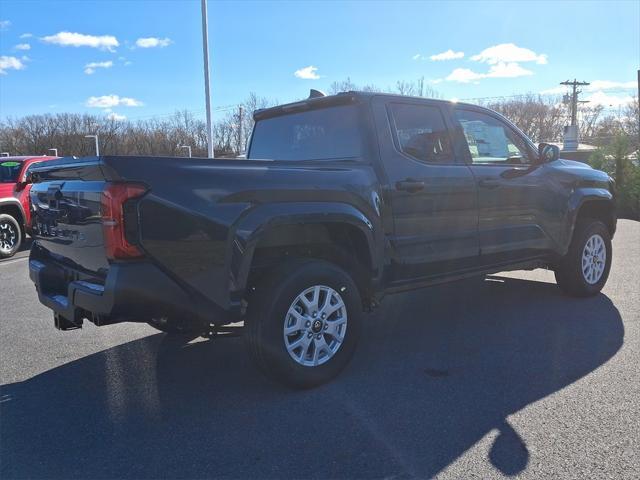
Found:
[430,49,464,61]
[584,91,634,107]
[412,53,422,60]
[541,79,637,96]
[540,86,566,95]
[485,62,533,78]
[135,37,172,48]
[445,61,532,83]
[0,20,11,30]
[14,43,31,51]
[41,31,119,52]
[106,112,127,121]
[446,68,484,83]
[471,43,547,65]
[84,60,114,75]
[0,55,25,75]
[20,33,32,39]
[86,94,143,108]
[294,65,320,80]
[587,80,635,91]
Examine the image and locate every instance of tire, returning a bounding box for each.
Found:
[0,214,22,259]
[554,219,612,297]
[245,259,362,389]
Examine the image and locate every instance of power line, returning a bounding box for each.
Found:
[460,88,635,103]
[114,104,239,122]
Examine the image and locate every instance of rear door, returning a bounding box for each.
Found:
[371,97,479,282]
[452,106,554,263]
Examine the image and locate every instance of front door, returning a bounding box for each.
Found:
[372,97,479,282]
[452,106,555,264]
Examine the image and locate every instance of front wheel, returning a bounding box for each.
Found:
[245,259,362,389]
[554,219,612,297]
[0,214,22,259]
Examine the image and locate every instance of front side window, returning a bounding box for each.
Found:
[389,103,454,164]
[0,161,23,183]
[248,104,362,161]
[455,109,532,165]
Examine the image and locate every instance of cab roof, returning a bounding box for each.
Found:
[253,90,477,120]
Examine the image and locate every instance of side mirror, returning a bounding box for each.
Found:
[14,172,33,192]
[538,143,560,163]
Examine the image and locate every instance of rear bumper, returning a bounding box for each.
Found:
[29,252,237,330]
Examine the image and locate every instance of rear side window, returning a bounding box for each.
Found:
[0,161,23,183]
[389,103,454,164]
[248,105,362,160]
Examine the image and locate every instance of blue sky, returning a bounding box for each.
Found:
[0,0,638,122]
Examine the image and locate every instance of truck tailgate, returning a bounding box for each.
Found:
[30,179,109,273]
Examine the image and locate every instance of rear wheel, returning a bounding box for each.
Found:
[245,259,362,389]
[554,219,612,297]
[0,214,22,259]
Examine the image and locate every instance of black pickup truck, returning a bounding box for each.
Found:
[28,91,616,388]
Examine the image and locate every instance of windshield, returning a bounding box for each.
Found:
[248,104,363,161]
[0,160,23,183]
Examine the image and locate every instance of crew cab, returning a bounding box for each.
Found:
[27,92,615,388]
[0,156,58,258]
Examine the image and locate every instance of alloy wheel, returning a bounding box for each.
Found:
[283,285,347,367]
[582,233,606,284]
[0,220,18,254]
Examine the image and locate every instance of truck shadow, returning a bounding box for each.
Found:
[1,275,624,479]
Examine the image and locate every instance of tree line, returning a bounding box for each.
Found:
[1,79,638,217]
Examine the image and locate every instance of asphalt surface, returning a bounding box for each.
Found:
[1,221,638,479]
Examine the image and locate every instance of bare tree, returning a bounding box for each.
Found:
[483,95,566,143]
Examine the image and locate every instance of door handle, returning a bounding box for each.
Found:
[396,179,425,193]
[478,178,500,189]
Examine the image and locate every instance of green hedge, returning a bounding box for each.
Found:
[588,135,640,220]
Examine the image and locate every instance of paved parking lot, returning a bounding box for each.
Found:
[1,220,638,479]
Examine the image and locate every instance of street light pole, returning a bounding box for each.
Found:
[180,145,192,158]
[84,135,100,156]
[201,0,214,158]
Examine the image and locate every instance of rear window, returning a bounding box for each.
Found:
[0,161,23,183]
[248,105,362,161]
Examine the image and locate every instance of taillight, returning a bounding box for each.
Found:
[101,183,147,260]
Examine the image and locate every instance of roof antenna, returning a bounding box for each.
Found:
[309,89,326,99]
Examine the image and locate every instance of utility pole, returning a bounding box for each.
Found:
[201,0,214,158]
[560,79,589,151]
[561,79,590,126]
[237,106,243,154]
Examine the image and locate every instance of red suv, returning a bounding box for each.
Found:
[0,156,58,258]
